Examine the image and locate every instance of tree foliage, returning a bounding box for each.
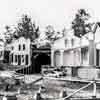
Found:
[15,14,40,41]
[4,25,14,44]
[72,9,91,38]
[45,25,64,44]
[4,14,40,44]
[45,25,55,41]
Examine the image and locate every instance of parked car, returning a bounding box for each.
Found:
[54,68,67,77]
[45,71,59,77]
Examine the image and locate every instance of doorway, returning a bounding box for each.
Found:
[34,53,51,73]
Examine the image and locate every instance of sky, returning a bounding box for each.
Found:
[0,0,100,33]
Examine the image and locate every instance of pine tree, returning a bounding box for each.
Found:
[15,14,39,41]
[4,25,14,44]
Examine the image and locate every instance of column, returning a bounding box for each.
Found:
[51,50,54,66]
[72,50,75,66]
[60,50,64,66]
[80,38,82,66]
[79,48,82,66]
[89,40,95,66]
[28,55,30,74]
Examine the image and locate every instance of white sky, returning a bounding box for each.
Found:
[0,0,100,33]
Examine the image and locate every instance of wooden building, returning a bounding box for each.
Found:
[5,37,31,73]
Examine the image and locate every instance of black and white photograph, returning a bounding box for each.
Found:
[0,0,100,100]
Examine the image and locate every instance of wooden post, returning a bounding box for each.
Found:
[3,96,7,100]
[93,81,96,98]
[59,89,68,100]
[35,86,42,100]
[18,88,20,94]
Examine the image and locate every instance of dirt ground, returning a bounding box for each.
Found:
[1,75,100,100]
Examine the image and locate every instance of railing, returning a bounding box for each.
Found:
[57,81,97,100]
[34,78,99,100]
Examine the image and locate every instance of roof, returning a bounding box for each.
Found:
[38,43,51,48]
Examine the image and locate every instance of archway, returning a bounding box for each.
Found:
[35,53,51,73]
